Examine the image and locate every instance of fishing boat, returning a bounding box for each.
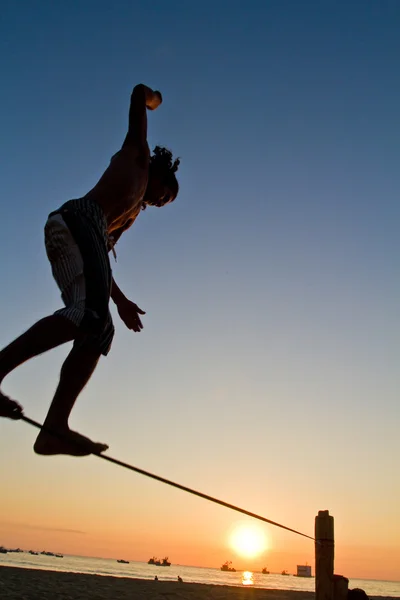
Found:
[221,561,236,572]
[148,556,171,566]
[117,559,129,564]
[262,567,270,574]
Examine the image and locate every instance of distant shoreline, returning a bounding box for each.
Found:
[1,565,398,600]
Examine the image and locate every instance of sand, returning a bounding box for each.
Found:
[0,565,317,600]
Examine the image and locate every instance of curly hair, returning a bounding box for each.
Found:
[142,146,180,209]
[151,145,180,174]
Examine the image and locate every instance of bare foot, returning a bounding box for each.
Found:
[0,392,23,420]
[34,427,109,457]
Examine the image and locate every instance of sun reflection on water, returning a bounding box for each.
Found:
[242,571,254,586]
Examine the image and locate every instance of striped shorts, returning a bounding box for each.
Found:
[44,198,114,356]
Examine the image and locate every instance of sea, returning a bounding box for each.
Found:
[1,552,399,597]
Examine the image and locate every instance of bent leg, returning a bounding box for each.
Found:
[34,341,108,457]
[0,315,78,418]
[0,315,78,384]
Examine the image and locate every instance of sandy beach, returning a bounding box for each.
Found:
[0,566,318,600]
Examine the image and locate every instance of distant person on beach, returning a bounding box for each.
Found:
[0,83,180,456]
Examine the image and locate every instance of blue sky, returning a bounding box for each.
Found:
[1,0,399,579]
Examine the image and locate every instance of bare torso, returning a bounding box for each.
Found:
[83,144,150,234]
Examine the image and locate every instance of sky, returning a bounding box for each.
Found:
[0,0,399,582]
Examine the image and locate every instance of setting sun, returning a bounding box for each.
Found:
[229,523,269,558]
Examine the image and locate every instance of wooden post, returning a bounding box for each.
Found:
[315,510,334,600]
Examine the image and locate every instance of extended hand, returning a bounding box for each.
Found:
[146,90,162,110]
[117,299,146,332]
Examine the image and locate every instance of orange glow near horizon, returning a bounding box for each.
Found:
[1,447,400,582]
[1,519,400,582]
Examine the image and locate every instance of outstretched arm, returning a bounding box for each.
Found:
[109,213,146,332]
[121,84,162,150]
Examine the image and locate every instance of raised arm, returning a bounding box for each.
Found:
[121,84,162,150]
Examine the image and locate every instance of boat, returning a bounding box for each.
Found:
[262,567,270,574]
[148,556,171,566]
[55,554,64,558]
[29,550,39,555]
[0,546,7,554]
[117,559,129,564]
[41,551,55,556]
[221,561,236,572]
[281,570,289,576]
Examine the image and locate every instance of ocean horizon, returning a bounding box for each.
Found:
[1,551,399,597]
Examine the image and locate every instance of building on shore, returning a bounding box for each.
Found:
[296,565,312,577]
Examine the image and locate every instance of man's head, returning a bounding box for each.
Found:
[144,146,180,208]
